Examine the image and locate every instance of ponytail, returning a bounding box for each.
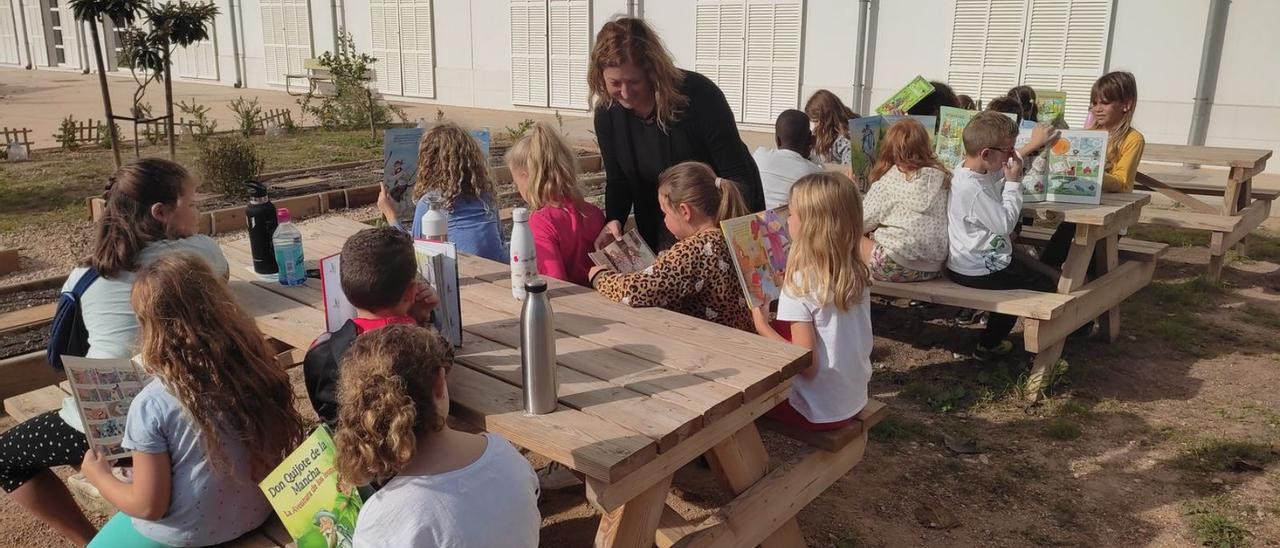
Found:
[334,325,452,488]
[714,177,748,221]
[506,123,582,210]
[89,158,191,278]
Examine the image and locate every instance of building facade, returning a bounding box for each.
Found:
[2,0,1276,168]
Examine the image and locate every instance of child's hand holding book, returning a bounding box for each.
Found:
[408,279,440,326]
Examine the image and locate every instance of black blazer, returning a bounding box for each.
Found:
[593,70,765,249]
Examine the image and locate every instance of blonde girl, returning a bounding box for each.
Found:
[752,173,874,431]
[804,89,857,164]
[377,122,507,262]
[84,253,305,547]
[860,118,951,282]
[335,325,538,547]
[590,161,752,331]
[507,123,606,285]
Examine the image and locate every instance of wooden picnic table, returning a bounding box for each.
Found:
[219,217,838,547]
[1136,144,1274,280]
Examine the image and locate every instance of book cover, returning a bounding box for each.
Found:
[935,107,979,170]
[850,115,939,188]
[260,427,362,548]
[721,208,790,309]
[62,356,149,461]
[588,228,657,274]
[1035,90,1067,126]
[383,128,424,224]
[414,240,463,347]
[319,253,357,334]
[875,76,935,115]
[471,128,491,160]
[1016,129,1109,204]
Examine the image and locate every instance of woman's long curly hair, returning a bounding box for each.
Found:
[334,325,454,488]
[131,253,305,479]
[414,122,495,209]
[804,90,857,163]
[588,17,689,130]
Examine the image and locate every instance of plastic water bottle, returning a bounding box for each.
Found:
[272,208,306,286]
[520,279,557,415]
[510,208,537,300]
[421,191,448,242]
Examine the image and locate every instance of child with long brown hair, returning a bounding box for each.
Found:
[0,158,228,546]
[334,325,538,546]
[507,123,605,285]
[590,161,752,331]
[752,173,874,431]
[804,89,857,164]
[83,253,304,547]
[861,118,951,282]
[377,122,506,262]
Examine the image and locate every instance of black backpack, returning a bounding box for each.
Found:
[47,268,100,370]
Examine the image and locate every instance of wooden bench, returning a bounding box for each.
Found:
[1016,226,1169,263]
[285,59,337,97]
[1135,144,1274,280]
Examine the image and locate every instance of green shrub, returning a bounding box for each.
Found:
[196,136,265,198]
[506,118,536,140]
[178,99,218,140]
[229,96,262,136]
[55,116,79,151]
[299,32,406,131]
[96,122,122,149]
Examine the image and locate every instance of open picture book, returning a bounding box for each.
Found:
[1035,89,1067,126]
[934,107,1021,170]
[320,240,463,347]
[1015,129,1109,204]
[383,127,491,228]
[875,75,936,115]
[848,115,937,189]
[260,426,363,548]
[721,208,790,309]
[62,355,150,461]
[588,228,657,274]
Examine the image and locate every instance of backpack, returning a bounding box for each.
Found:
[47,268,100,370]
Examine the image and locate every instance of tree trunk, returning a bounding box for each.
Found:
[164,47,176,160]
[88,20,121,169]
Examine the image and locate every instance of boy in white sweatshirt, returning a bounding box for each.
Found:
[946,111,1056,360]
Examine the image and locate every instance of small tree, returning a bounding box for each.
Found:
[299,32,405,137]
[69,0,145,168]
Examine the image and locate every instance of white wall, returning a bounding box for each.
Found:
[1110,0,1206,147]
[1202,0,1280,153]
[798,0,859,112]
[864,0,951,114]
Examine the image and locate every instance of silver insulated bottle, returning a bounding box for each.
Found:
[520,278,557,415]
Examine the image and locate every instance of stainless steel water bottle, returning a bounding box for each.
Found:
[520,278,557,415]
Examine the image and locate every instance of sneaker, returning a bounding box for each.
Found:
[537,462,583,491]
[1069,321,1096,339]
[955,308,987,326]
[972,340,1014,361]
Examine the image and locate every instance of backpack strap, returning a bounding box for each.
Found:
[69,267,100,297]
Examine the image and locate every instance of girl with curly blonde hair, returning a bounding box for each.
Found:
[82,252,305,547]
[334,325,539,546]
[377,122,506,262]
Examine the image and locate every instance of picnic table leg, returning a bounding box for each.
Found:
[706,424,808,547]
[1055,224,1096,294]
[1208,232,1227,282]
[1093,234,1121,342]
[1027,340,1067,399]
[594,473,674,548]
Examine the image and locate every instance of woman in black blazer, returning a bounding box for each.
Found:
[588,17,764,251]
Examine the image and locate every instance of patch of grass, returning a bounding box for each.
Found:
[1055,398,1093,417]
[1173,438,1278,473]
[1184,497,1251,548]
[869,416,928,442]
[902,381,967,413]
[1240,231,1280,262]
[1043,416,1083,441]
[1239,305,1280,330]
[1121,277,1231,355]
[1129,223,1212,248]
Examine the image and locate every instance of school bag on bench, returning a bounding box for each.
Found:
[47,268,100,370]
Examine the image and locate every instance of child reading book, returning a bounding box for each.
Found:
[861,118,951,282]
[946,112,1057,360]
[590,162,753,331]
[377,122,507,262]
[1007,85,1039,123]
[506,122,605,285]
[751,172,874,431]
[804,90,857,164]
[334,325,539,547]
[305,227,438,428]
[0,158,229,546]
[85,253,306,547]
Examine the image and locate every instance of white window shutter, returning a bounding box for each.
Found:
[0,2,19,65]
[548,0,589,110]
[510,0,548,107]
[946,0,1027,106]
[261,0,311,85]
[399,0,434,98]
[1022,0,1111,127]
[172,1,218,80]
[695,1,745,120]
[283,0,311,77]
[369,0,401,95]
[23,2,47,66]
[60,9,81,69]
[742,0,800,125]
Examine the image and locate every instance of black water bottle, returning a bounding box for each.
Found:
[245,180,279,275]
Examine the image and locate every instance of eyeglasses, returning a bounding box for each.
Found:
[984,146,1016,157]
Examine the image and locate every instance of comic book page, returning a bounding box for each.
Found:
[1035,90,1067,126]
[721,208,790,309]
[62,356,149,461]
[588,228,656,274]
[1044,130,1108,205]
[383,128,424,224]
[875,76,935,115]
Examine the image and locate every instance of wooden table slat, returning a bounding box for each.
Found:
[1143,143,1272,168]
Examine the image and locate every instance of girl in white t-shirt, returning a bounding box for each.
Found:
[334,325,540,548]
[0,158,228,545]
[751,172,874,431]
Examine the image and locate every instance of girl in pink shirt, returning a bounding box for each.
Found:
[507,123,606,285]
